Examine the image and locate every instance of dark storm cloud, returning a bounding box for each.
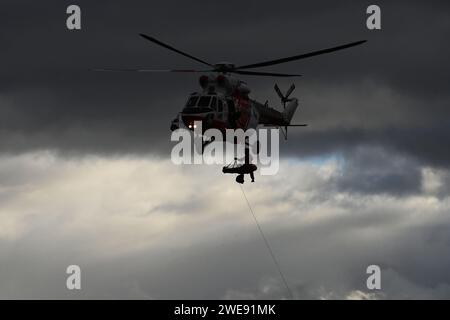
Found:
[1,0,450,168]
[285,123,450,169]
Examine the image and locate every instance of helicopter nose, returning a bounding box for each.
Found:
[182,115,206,130]
[187,122,199,130]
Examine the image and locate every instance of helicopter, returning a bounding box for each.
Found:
[96,34,366,183]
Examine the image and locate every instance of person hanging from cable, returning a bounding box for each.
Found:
[222,137,257,184]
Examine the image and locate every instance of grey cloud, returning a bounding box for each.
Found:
[1,152,450,299]
[334,146,422,196]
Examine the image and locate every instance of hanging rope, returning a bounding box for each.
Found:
[239,185,294,299]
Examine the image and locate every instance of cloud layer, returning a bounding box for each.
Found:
[1,150,449,299]
[1,0,450,299]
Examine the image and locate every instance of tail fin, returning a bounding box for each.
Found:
[283,98,298,123]
[275,83,303,139]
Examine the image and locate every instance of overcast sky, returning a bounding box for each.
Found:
[1,0,450,299]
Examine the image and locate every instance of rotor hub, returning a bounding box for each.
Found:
[213,62,235,73]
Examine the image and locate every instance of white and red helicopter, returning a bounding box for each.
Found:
[97,34,366,182]
[98,34,366,137]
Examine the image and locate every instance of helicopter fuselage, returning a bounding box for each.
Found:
[170,73,297,135]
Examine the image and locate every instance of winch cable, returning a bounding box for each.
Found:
[239,184,294,299]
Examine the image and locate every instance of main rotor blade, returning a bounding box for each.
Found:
[93,68,211,73]
[139,34,213,67]
[233,70,301,77]
[235,40,367,70]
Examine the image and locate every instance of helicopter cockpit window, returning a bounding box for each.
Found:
[226,99,235,114]
[210,97,217,110]
[197,96,211,107]
[217,100,224,120]
[186,96,198,107]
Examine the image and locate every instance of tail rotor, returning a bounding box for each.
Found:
[274,83,295,109]
[274,83,306,139]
